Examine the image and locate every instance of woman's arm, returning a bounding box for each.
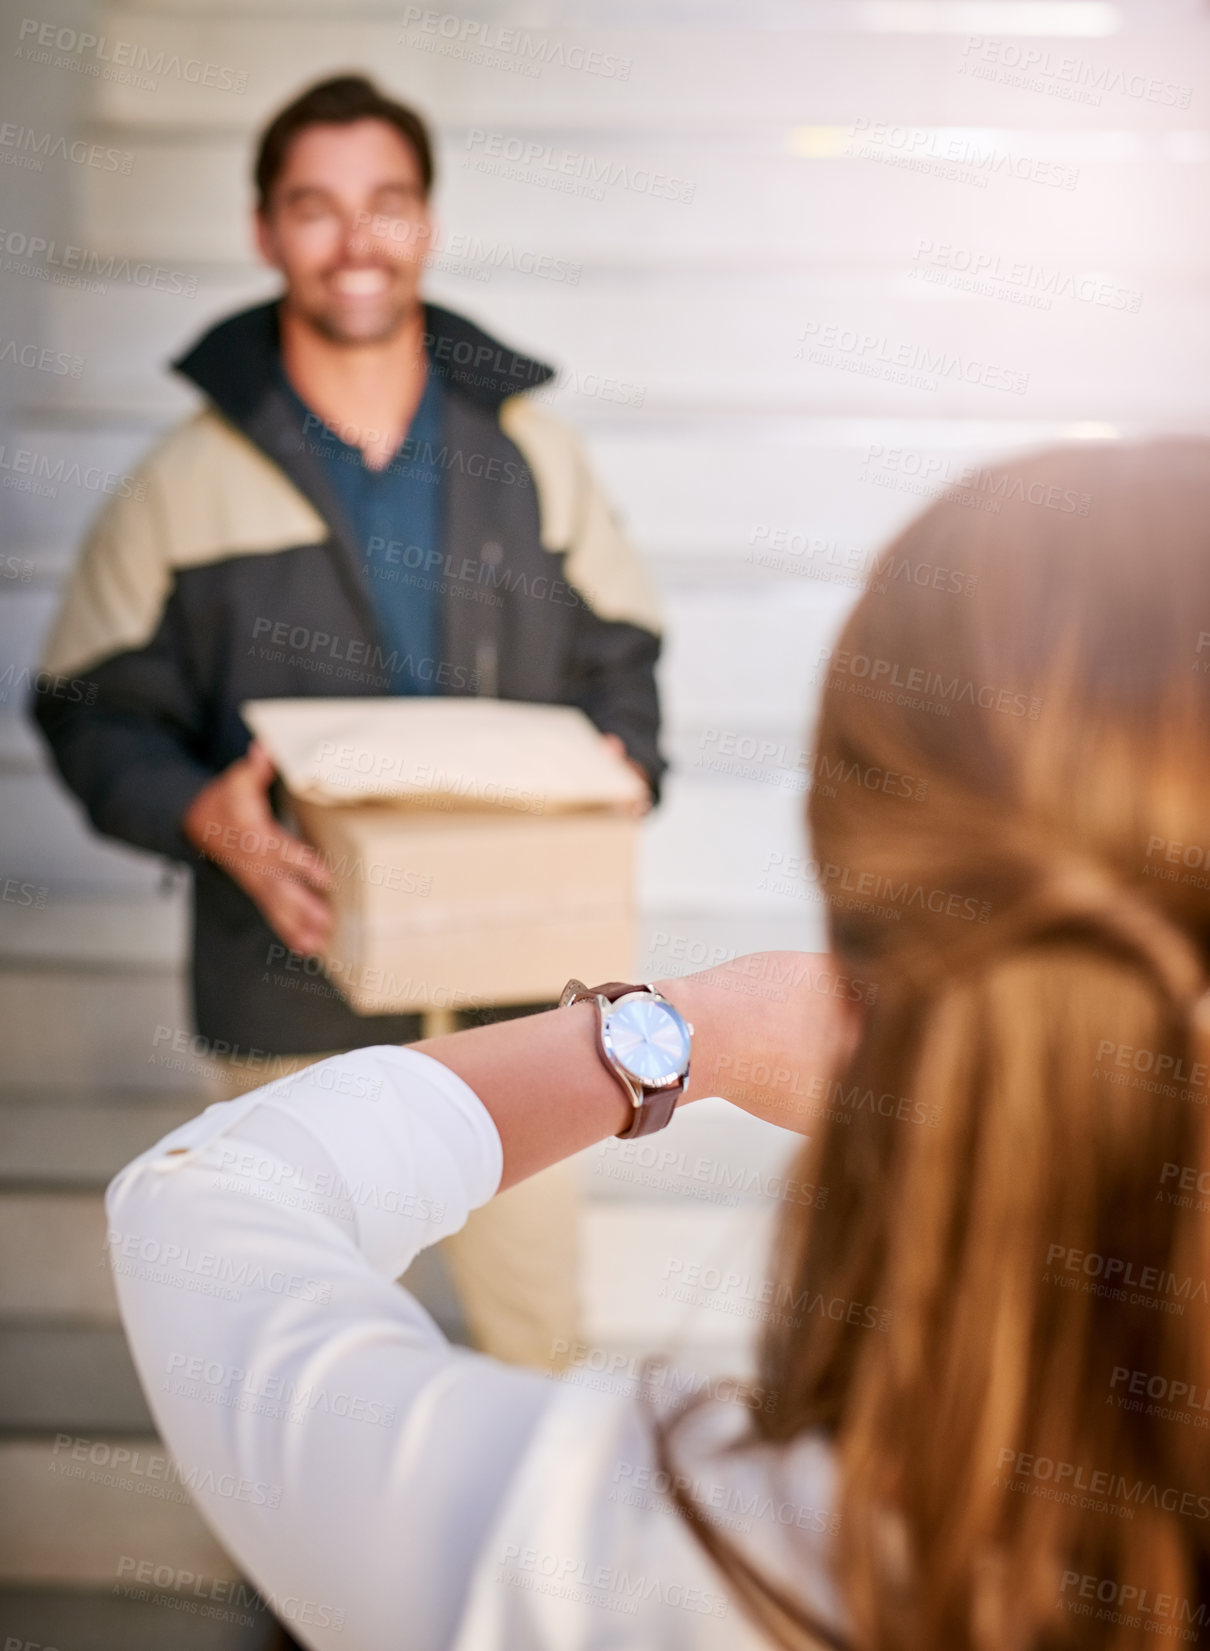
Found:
[107,1045,557,1651]
[106,952,853,1650]
[414,951,860,1190]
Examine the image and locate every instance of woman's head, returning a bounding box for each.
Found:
[664,440,1210,1649]
[810,437,1210,995]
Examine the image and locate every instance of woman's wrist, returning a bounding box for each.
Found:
[417,953,848,1193]
[658,952,859,1132]
[415,994,636,1190]
[651,973,714,1107]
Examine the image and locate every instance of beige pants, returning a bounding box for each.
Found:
[211,1050,581,1373]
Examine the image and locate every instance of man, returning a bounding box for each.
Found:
[34,74,666,1372]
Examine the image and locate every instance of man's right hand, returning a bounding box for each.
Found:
[182,741,334,957]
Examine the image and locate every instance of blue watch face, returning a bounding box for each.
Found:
[603,996,691,1085]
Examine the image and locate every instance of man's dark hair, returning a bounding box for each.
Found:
[254,74,435,210]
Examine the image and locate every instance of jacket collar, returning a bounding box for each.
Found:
[172,298,555,426]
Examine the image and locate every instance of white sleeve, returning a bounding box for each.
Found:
[105,1046,558,1651]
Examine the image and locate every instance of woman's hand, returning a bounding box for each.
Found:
[655,952,865,1133]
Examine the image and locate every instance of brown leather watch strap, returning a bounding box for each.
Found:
[617,1086,681,1139]
[575,982,644,1003]
[562,979,686,1140]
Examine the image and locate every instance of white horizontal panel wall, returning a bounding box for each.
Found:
[23,273,1203,423]
[3,407,1149,568]
[80,16,1210,132]
[70,136,1210,268]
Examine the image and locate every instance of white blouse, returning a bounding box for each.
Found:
[107,1046,845,1650]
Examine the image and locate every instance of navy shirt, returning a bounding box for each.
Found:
[282,363,445,695]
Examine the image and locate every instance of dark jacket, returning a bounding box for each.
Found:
[33,300,665,1054]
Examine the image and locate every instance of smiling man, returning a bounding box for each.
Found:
[33,76,666,1377]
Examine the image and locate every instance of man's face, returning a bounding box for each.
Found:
[256,117,432,345]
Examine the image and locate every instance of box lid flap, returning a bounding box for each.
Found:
[241,697,648,810]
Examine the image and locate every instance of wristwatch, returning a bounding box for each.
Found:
[559,978,693,1139]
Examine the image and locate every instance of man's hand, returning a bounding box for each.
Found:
[656,952,865,1133]
[601,732,652,817]
[182,741,335,957]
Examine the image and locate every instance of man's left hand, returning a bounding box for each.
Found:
[601,732,652,817]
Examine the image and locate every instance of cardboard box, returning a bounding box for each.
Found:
[243,699,643,1015]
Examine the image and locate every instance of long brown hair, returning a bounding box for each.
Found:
[657,439,1210,1649]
